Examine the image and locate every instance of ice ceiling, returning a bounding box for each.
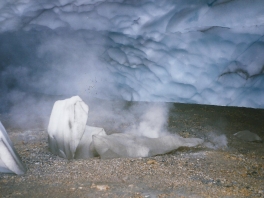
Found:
[1,0,264,109]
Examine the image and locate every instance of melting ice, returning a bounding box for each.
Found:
[47,96,204,159]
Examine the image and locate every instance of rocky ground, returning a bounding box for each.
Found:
[0,102,264,198]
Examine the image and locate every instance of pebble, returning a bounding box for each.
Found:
[91,183,110,191]
[147,160,157,165]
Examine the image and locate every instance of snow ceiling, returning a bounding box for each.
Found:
[1,0,264,108]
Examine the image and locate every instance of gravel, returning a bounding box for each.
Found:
[1,102,264,198]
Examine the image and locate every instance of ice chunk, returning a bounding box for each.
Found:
[234,130,262,142]
[75,126,106,159]
[0,122,26,175]
[47,96,106,159]
[92,133,204,159]
[47,96,89,159]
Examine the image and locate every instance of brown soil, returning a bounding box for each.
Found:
[0,102,264,198]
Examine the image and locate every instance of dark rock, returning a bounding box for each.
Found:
[233,130,262,143]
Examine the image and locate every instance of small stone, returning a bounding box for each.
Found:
[147,160,157,165]
[224,183,233,188]
[91,183,110,191]
[122,176,129,182]
[142,193,151,198]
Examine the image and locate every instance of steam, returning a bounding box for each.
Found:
[0,91,62,129]
[125,103,170,138]
[203,132,228,150]
[0,30,118,128]
[87,100,171,138]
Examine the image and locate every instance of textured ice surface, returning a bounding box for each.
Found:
[47,96,89,159]
[0,122,26,174]
[1,0,264,109]
[234,130,262,142]
[93,133,204,159]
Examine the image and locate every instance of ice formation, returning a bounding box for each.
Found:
[0,122,26,174]
[75,126,106,159]
[93,133,204,159]
[47,96,106,159]
[48,96,203,159]
[1,0,264,109]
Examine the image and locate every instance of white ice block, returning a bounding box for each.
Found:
[0,122,26,175]
[92,133,204,159]
[75,126,106,159]
[47,96,89,159]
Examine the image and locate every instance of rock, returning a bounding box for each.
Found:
[91,183,110,191]
[0,122,26,175]
[92,133,204,159]
[147,160,157,165]
[234,130,262,142]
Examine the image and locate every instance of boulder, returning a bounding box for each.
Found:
[234,130,262,142]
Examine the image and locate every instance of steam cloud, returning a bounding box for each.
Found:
[87,100,171,138]
[204,132,228,150]
[125,103,170,138]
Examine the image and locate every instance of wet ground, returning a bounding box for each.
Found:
[0,102,264,197]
